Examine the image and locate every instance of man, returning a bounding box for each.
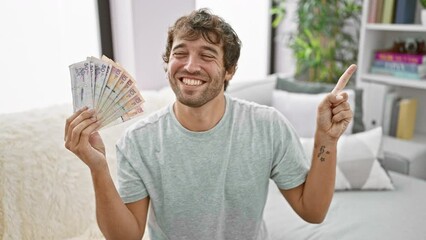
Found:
[65,8,356,240]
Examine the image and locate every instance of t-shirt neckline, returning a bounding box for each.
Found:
[169,94,231,139]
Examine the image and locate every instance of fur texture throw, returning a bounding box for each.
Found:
[0,88,174,239]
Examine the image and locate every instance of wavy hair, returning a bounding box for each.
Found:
[162,9,241,90]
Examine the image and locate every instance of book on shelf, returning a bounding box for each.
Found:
[384,95,418,140]
[368,0,379,23]
[396,98,417,140]
[394,0,417,24]
[381,0,396,24]
[375,0,384,23]
[382,92,399,136]
[389,97,401,137]
[375,52,426,65]
[372,60,426,75]
[368,0,385,23]
[370,66,426,80]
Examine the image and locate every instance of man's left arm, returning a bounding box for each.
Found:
[280,64,357,223]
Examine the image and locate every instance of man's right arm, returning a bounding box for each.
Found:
[64,107,148,239]
[91,165,149,240]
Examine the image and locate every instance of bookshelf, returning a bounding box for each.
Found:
[362,73,426,89]
[356,0,426,144]
[366,24,426,31]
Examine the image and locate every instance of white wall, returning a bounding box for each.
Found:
[109,0,137,79]
[0,0,100,114]
[111,0,271,90]
[196,0,271,83]
[133,0,196,90]
[111,0,195,90]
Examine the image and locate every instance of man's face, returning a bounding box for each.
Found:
[166,36,233,108]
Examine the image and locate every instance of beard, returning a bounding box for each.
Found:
[168,71,226,108]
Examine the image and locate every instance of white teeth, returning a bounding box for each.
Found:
[182,78,203,86]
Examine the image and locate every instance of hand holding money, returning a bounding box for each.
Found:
[69,55,145,129]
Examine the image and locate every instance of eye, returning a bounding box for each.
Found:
[173,52,187,58]
[201,54,215,61]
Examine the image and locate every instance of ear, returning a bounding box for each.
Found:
[224,65,237,81]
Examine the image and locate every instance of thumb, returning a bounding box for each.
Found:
[329,92,349,105]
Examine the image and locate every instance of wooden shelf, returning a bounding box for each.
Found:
[361,74,426,89]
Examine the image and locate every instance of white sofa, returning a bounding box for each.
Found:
[2,76,426,239]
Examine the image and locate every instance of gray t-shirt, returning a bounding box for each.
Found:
[116,94,309,240]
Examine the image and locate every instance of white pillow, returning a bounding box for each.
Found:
[300,127,394,190]
[272,89,355,138]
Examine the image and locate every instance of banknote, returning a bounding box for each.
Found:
[97,62,123,110]
[100,106,144,129]
[69,56,145,129]
[97,84,139,119]
[100,94,144,127]
[100,91,144,123]
[88,56,111,109]
[97,69,134,114]
[69,61,93,111]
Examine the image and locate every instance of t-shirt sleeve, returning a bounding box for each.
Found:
[116,134,149,203]
[270,110,310,190]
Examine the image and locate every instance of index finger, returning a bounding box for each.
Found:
[331,64,357,94]
[64,106,88,141]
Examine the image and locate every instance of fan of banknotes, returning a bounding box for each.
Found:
[69,55,145,129]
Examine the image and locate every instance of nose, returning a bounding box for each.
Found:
[184,55,201,73]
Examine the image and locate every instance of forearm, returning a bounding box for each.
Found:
[294,64,355,223]
[91,164,144,240]
[302,131,338,222]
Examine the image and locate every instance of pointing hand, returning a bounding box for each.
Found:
[316,64,357,139]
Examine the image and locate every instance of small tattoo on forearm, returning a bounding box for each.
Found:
[317,146,329,162]
[317,146,324,157]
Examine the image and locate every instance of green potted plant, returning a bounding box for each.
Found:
[272,0,362,84]
[420,0,426,25]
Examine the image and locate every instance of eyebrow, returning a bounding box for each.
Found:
[172,43,220,56]
[200,45,219,56]
[172,43,186,52]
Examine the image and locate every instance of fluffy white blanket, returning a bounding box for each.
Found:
[0,89,175,239]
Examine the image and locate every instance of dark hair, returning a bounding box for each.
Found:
[162,8,241,90]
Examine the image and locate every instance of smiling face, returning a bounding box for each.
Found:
[167,37,233,108]
[163,9,241,97]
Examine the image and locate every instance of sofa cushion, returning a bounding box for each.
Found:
[300,127,394,190]
[226,76,277,106]
[272,89,355,138]
[381,136,426,180]
[275,76,365,133]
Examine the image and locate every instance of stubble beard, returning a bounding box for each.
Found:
[168,72,225,108]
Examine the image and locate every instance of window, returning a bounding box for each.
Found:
[0,0,101,113]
